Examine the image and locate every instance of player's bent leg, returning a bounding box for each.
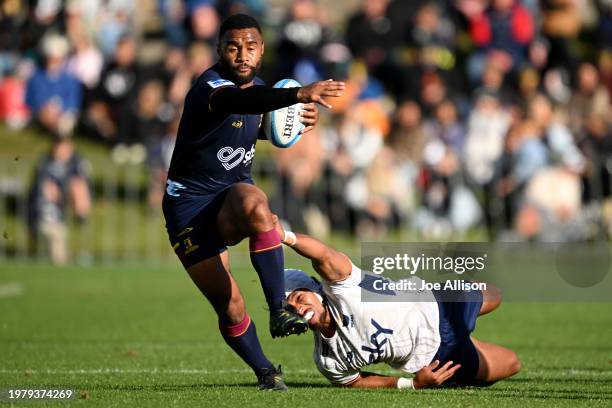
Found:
[217,183,274,243]
[472,337,521,384]
[218,183,308,338]
[479,284,502,316]
[186,251,244,322]
[186,252,287,391]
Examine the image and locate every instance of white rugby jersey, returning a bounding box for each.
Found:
[313,263,441,385]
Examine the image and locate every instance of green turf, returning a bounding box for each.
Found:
[1,259,611,407]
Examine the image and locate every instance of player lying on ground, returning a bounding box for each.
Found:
[274,217,521,389]
[162,14,345,391]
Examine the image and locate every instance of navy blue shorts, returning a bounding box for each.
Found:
[433,289,483,386]
[163,189,231,268]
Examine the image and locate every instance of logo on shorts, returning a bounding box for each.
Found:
[166,179,187,197]
[183,237,199,255]
[217,145,255,170]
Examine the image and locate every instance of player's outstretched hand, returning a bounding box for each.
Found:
[271,214,286,241]
[297,79,345,109]
[413,360,461,389]
[299,103,318,134]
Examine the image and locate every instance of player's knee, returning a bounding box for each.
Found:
[508,352,521,376]
[243,198,273,231]
[482,284,502,313]
[219,295,246,324]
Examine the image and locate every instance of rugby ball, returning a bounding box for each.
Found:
[263,79,304,148]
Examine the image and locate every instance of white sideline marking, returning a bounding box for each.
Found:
[0,282,23,298]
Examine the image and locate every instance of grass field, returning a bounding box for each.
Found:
[1,259,612,407]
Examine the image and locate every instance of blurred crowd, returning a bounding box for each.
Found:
[1,0,612,258]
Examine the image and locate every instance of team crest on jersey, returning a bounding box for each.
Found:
[217,145,256,170]
[207,79,235,88]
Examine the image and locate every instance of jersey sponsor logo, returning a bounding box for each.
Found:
[166,179,187,197]
[207,79,235,89]
[217,145,256,170]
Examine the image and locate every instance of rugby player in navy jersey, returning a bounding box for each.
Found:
[162,14,345,390]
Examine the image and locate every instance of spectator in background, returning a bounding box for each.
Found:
[28,137,91,265]
[346,0,395,83]
[418,71,451,119]
[0,0,27,75]
[464,0,534,84]
[528,93,585,173]
[425,99,466,155]
[359,146,408,236]
[387,100,426,222]
[276,0,329,83]
[0,60,31,130]
[464,90,510,186]
[418,98,481,237]
[513,166,584,242]
[463,90,510,235]
[187,0,219,45]
[97,1,133,57]
[568,62,610,141]
[167,43,213,105]
[595,0,612,51]
[407,2,457,71]
[217,0,267,18]
[158,47,187,91]
[67,32,104,91]
[389,100,426,171]
[517,65,541,103]
[159,0,189,47]
[21,0,64,53]
[116,80,171,166]
[541,0,581,71]
[86,35,141,147]
[569,63,612,200]
[496,119,548,223]
[26,34,82,137]
[274,126,324,233]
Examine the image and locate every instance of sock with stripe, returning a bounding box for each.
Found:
[219,314,274,377]
[249,229,285,311]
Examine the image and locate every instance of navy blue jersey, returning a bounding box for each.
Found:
[167,63,265,198]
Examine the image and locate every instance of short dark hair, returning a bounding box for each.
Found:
[218,14,262,41]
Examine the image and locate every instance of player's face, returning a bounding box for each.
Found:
[217,28,264,86]
[286,290,327,331]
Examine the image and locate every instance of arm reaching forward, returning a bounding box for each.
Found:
[344,360,461,389]
[272,215,352,282]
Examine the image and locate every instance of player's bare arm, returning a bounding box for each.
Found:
[297,79,345,109]
[344,360,462,389]
[272,215,351,282]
